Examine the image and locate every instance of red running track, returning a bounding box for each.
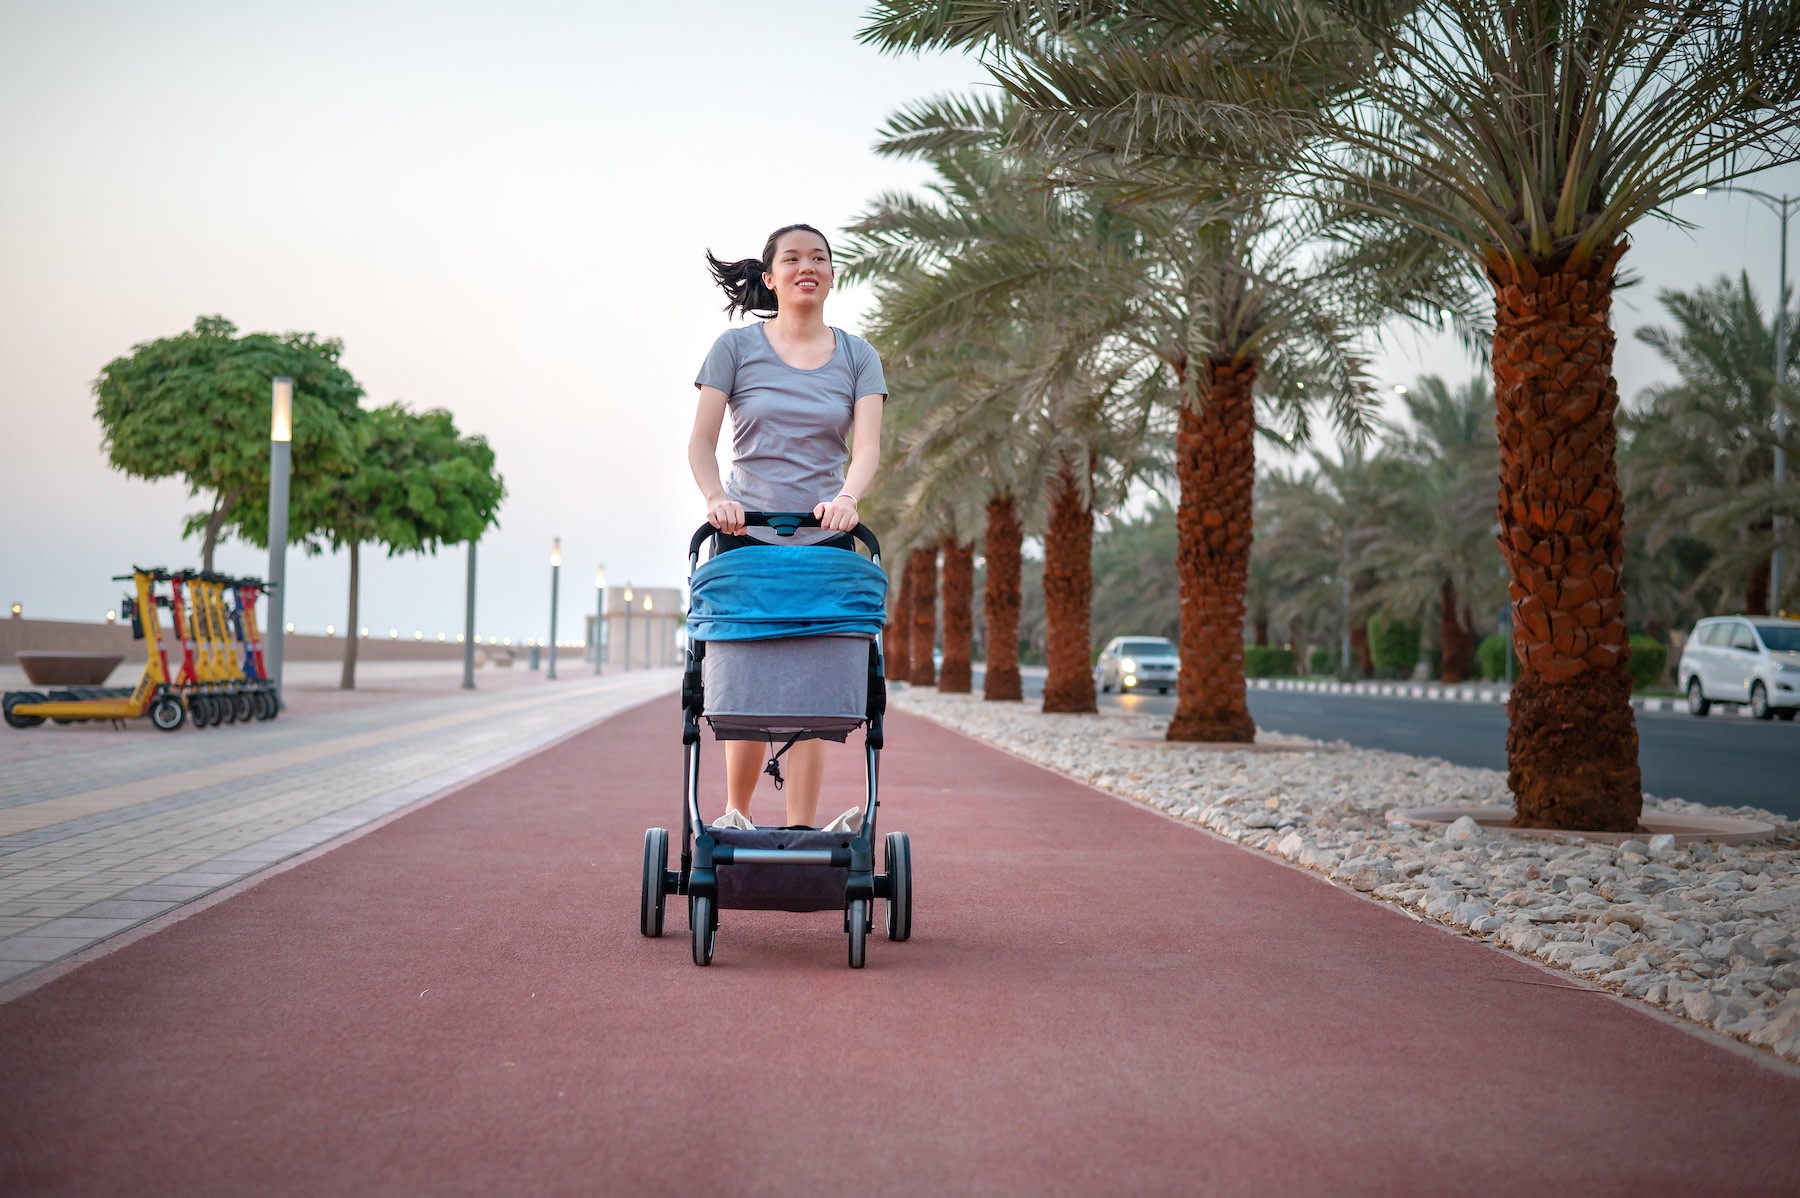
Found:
[2,698,1797,1196]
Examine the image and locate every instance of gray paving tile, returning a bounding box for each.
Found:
[115,884,214,902]
[0,935,94,963]
[0,959,43,985]
[69,899,178,920]
[29,916,140,939]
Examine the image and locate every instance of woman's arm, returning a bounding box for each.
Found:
[815,392,883,533]
[689,385,746,534]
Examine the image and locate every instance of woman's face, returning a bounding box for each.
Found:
[763,230,833,310]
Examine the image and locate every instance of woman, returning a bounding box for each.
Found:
[687,223,886,829]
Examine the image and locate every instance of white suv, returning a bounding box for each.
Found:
[1677,616,1800,721]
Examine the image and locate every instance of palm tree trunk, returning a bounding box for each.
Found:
[1746,553,1771,617]
[1168,357,1256,742]
[909,546,937,686]
[1439,577,1470,683]
[340,541,361,691]
[1041,456,1096,713]
[982,493,1024,701]
[887,554,912,684]
[939,536,974,693]
[1492,247,1641,831]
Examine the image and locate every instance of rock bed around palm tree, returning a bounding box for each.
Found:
[892,687,1800,1066]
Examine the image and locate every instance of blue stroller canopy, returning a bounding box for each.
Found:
[687,544,887,643]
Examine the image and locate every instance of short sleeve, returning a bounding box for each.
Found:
[849,336,887,400]
[695,331,739,393]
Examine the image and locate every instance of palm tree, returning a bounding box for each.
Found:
[864,0,1800,828]
[1362,376,1504,682]
[844,107,1168,713]
[1622,274,1800,617]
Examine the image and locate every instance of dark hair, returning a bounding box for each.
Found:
[705,223,833,319]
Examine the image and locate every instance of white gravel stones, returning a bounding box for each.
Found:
[893,687,1800,1066]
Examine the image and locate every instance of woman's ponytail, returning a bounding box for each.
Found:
[705,223,832,320]
[706,253,779,319]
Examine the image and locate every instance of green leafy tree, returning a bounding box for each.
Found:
[1621,274,1800,621]
[275,404,505,690]
[93,316,361,570]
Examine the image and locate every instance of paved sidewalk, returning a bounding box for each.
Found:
[0,700,1795,1195]
[0,667,679,986]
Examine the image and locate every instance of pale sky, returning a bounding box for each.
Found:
[2,2,1796,646]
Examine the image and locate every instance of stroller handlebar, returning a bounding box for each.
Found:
[687,513,881,562]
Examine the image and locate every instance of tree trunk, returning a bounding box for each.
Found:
[1491,246,1642,832]
[200,486,244,574]
[1439,577,1471,683]
[887,554,912,684]
[1041,456,1096,713]
[982,494,1024,701]
[341,541,361,691]
[1746,553,1771,617]
[1253,612,1269,646]
[909,546,937,686]
[939,536,974,693]
[1168,357,1257,742]
[1352,620,1372,677]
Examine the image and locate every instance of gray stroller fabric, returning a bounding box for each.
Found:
[702,634,870,742]
[711,826,857,911]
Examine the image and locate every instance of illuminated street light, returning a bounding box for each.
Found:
[266,376,293,708]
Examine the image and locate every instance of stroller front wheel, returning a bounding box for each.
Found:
[884,831,912,942]
[690,894,716,966]
[847,898,869,969]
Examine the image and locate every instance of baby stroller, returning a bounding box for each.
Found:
[640,512,912,968]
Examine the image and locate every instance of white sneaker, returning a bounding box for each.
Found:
[710,809,755,830]
[820,807,863,833]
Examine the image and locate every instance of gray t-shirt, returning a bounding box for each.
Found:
[696,323,887,525]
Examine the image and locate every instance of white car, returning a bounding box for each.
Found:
[1095,635,1179,694]
[1677,616,1800,721]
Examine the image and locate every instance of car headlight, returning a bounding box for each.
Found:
[1120,657,1137,673]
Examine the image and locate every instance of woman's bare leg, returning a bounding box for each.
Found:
[723,740,763,819]
[783,739,829,828]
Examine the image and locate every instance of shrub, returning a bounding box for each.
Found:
[1366,615,1421,679]
[1627,635,1669,691]
[1477,633,1518,681]
[1243,645,1295,677]
[1308,647,1334,675]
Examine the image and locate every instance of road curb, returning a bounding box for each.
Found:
[1247,677,1756,717]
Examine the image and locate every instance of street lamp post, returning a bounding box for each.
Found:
[266,378,293,703]
[644,592,655,667]
[1704,185,1794,613]
[548,538,562,680]
[462,539,477,690]
[623,585,634,671]
[594,565,606,675]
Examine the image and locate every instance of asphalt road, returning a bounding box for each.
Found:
[972,668,1800,820]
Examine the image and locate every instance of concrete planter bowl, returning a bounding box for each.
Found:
[16,651,125,686]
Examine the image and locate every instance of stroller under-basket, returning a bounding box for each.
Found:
[640,512,911,968]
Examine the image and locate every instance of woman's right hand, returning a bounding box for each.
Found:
[706,495,746,535]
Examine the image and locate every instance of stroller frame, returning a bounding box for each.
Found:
[641,512,911,969]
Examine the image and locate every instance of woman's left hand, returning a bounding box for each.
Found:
[815,494,860,533]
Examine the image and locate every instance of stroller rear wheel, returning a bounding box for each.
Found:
[847,898,869,969]
[884,831,912,942]
[690,894,716,966]
[640,828,669,937]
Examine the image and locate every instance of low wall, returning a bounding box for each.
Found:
[3,618,467,665]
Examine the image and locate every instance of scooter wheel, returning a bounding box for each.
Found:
[3,692,47,729]
[189,694,212,728]
[232,692,253,723]
[150,695,187,732]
